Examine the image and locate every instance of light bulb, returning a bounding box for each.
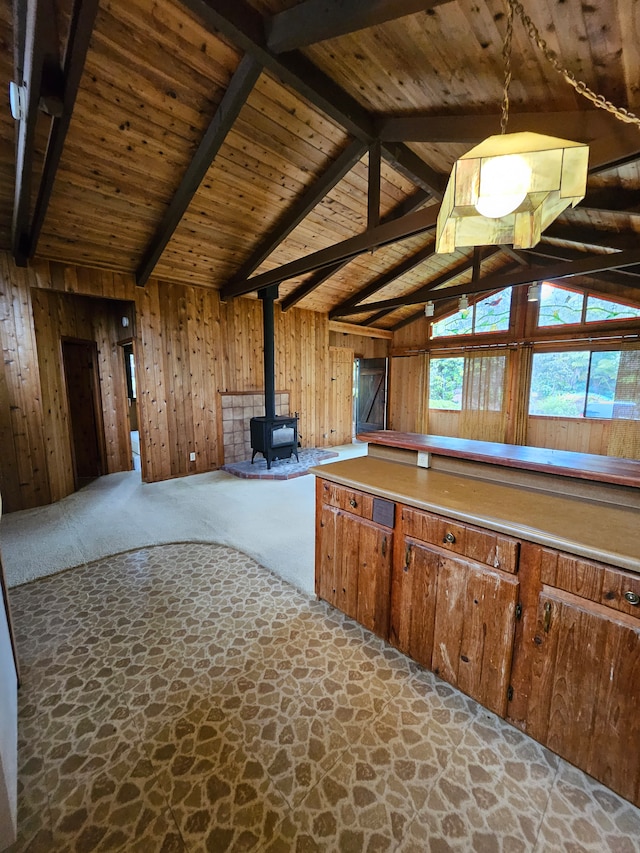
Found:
[424,301,434,317]
[458,294,469,310]
[475,154,531,219]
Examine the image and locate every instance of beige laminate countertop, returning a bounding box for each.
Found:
[311,457,640,574]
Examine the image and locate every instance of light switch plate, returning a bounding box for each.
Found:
[189,452,196,461]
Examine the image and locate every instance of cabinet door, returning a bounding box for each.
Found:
[316,504,392,638]
[527,590,640,806]
[432,555,519,717]
[389,539,439,668]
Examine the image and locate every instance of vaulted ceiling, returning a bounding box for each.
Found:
[2,0,640,331]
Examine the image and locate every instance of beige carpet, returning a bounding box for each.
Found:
[0,443,366,592]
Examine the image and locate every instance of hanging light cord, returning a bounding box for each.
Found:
[500,0,514,134]
[508,0,640,129]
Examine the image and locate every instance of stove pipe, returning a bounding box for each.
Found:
[259,285,278,420]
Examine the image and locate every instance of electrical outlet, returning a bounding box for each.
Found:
[417,451,430,468]
[189,452,196,462]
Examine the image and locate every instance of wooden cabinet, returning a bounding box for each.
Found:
[390,507,520,717]
[522,548,640,806]
[314,475,640,807]
[316,481,392,638]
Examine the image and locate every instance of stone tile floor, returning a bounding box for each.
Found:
[7,543,640,852]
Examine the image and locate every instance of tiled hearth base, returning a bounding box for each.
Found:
[9,543,640,851]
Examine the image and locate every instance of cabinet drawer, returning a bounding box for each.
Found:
[540,547,640,618]
[321,481,374,520]
[400,506,519,574]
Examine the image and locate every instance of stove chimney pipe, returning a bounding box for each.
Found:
[259,285,278,420]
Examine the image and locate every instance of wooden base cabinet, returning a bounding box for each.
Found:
[519,549,640,806]
[314,477,640,807]
[315,480,392,638]
[390,507,520,717]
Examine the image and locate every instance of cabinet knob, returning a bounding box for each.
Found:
[443,532,456,544]
[624,591,640,606]
[349,498,357,508]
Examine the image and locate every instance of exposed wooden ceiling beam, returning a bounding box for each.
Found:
[389,262,522,331]
[588,122,640,173]
[12,0,58,264]
[543,223,640,252]
[27,0,100,260]
[521,244,640,285]
[335,250,499,317]
[380,142,446,199]
[227,138,367,287]
[280,188,430,311]
[136,55,262,286]
[377,110,617,143]
[368,140,381,229]
[265,0,451,53]
[221,205,439,299]
[329,320,393,340]
[346,247,640,314]
[329,242,435,319]
[578,187,640,213]
[181,1,436,191]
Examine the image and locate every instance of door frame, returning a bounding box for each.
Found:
[118,338,137,471]
[61,337,108,489]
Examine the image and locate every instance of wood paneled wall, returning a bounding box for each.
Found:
[0,252,334,512]
[329,330,389,359]
[388,355,427,433]
[31,289,132,502]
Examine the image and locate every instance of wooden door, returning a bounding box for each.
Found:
[390,538,439,668]
[328,346,354,445]
[432,555,519,717]
[355,358,387,434]
[526,589,640,805]
[62,339,106,485]
[316,504,392,638]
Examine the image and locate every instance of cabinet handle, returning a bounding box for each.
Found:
[443,532,456,544]
[543,601,552,633]
[349,498,357,508]
[624,591,640,606]
[404,544,411,572]
[381,536,387,558]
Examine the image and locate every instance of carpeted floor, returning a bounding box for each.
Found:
[0,442,365,592]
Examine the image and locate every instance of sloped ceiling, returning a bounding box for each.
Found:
[2,0,640,331]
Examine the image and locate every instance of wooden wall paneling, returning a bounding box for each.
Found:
[329,331,389,359]
[428,409,461,438]
[329,346,354,445]
[135,280,170,482]
[0,257,51,511]
[388,355,426,433]
[187,284,206,472]
[527,416,613,457]
[93,309,131,474]
[30,289,75,503]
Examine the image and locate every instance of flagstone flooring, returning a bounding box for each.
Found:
[7,542,640,852]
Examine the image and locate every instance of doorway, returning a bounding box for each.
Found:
[121,341,140,471]
[62,339,107,488]
[354,357,388,434]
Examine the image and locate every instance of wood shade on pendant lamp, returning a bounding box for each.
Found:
[435,131,589,253]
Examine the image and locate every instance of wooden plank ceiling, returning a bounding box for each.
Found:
[2,0,640,331]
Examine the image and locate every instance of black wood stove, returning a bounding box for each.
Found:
[250,415,299,469]
[250,285,300,469]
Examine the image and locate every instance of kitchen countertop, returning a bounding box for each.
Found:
[310,455,639,574]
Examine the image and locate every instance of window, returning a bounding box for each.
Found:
[537,283,640,327]
[429,357,463,410]
[529,348,640,419]
[431,289,512,338]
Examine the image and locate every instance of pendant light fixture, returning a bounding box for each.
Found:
[435,0,589,254]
